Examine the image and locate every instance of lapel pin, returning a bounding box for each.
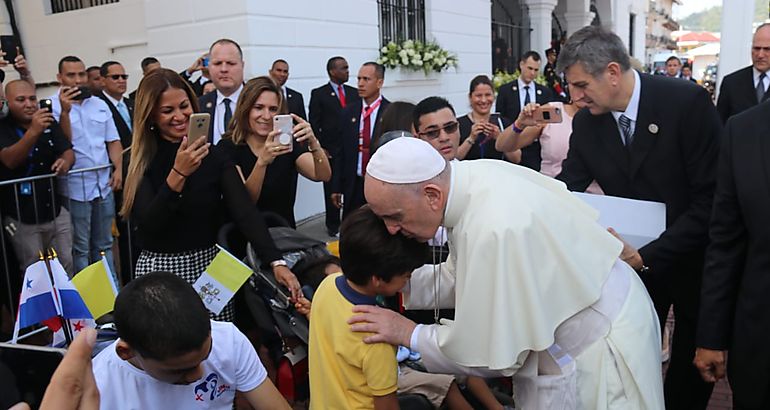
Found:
[206,102,213,109]
[536,89,542,95]
[648,124,659,134]
[512,85,518,91]
[288,94,292,98]
[331,92,336,97]
[351,117,357,122]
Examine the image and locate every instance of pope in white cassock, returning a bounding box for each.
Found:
[349,137,664,409]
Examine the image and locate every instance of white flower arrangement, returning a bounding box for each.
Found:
[377,39,458,74]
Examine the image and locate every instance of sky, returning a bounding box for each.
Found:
[672,0,723,19]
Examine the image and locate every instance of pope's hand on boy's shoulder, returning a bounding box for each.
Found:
[349,305,417,347]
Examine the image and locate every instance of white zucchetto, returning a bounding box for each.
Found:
[366,137,447,183]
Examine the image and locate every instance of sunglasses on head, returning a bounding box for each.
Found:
[418,121,459,140]
[108,74,129,80]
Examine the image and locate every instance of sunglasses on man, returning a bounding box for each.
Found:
[107,74,129,80]
[418,121,459,140]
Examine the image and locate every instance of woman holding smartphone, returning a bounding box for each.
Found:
[496,99,603,194]
[219,76,330,228]
[121,69,302,321]
[456,75,519,162]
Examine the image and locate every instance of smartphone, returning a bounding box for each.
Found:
[72,85,92,101]
[273,114,294,152]
[202,56,209,68]
[0,35,18,63]
[187,113,210,145]
[0,342,66,408]
[39,98,53,113]
[535,105,563,124]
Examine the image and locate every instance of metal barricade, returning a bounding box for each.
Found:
[0,164,134,320]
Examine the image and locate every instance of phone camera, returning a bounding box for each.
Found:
[542,111,551,120]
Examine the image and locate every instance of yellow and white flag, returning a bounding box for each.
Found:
[192,245,253,315]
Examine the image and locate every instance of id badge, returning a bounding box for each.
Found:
[19,182,32,196]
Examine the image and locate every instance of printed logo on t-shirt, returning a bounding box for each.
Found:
[193,373,231,402]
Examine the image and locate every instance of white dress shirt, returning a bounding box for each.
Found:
[50,93,120,201]
[517,77,536,109]
[611,70,641,144]
[213,84,243,144]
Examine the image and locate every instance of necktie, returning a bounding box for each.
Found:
[116,100,132,131]
[757,73,767,103]
[223,98,232,131]
[524,85,531,106]
[618,114,634,147]
[361,106,371,173]
[338,85,346,108]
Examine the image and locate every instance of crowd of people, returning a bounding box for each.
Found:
[3,22,770,410]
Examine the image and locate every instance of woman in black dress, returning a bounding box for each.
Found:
[219,76,330,228]
[121,69,301,321]
[456,75,520,162]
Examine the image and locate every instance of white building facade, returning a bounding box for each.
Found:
[3,0,646,221]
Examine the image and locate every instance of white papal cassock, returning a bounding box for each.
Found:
[401,160,664,410]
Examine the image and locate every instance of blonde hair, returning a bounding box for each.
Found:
[221,76,285,145]
[121,69,199,217]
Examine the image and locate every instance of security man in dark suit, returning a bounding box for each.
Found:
[309,56,360,235]
[331,62,389,220]
[717,23,770,123]
[495,50,552,170]
[97,60,137,283]
[555,26,721,410]
[198,39,245,144]
[269,59,306,120]
[694,99,770,410]
[98,61,133,148]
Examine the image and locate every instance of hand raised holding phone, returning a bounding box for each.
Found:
[517,103,563,127]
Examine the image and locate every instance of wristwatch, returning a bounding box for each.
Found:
[270,259,288,268]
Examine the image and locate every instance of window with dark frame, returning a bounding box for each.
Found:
[378,0,426,46]
[50,0,119,14]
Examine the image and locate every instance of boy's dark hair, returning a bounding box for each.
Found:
[86,65,101,74]
[293,254,342,291]
[665,55,680,64]
[339,206,428,286]
[413,96,456,132]
[140,57,160,71]
[58,56,83,73]
[114,271,211,360]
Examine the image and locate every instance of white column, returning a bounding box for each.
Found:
[524,0,559,54]
[563,0,593,36]
[718,0,754,92]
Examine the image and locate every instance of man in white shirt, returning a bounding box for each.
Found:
[51,55,122,276]
[93,271,290,410]
[198,39,245,144]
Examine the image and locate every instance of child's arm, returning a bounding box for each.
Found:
[295,297,311,319]
[373,392,400,410]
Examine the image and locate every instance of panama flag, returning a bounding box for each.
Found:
[11,260,61,343]
[49,257,96,346]
[192,245,253,315]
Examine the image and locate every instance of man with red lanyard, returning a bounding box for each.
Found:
[331,62,390,219]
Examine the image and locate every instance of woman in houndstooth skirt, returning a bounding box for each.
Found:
[120,68,303,322]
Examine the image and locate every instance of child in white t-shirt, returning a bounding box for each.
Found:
[92,271,290,410]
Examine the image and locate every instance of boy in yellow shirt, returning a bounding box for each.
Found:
[308,206,428,409]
